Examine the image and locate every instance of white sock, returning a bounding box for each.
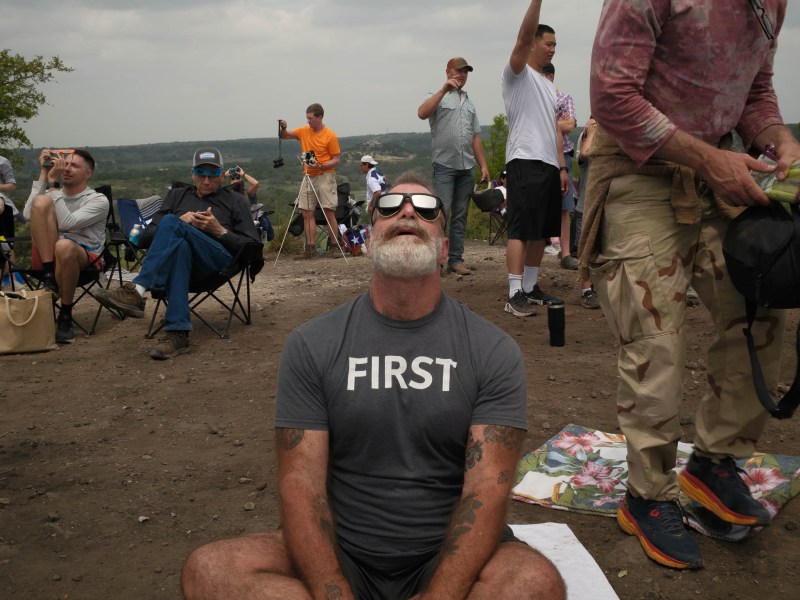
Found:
[135,284,147,297]
[522,266,539,293]
[508,274,522,298]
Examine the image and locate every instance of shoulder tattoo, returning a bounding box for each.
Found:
[276,428,304,450]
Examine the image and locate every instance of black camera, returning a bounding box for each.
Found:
[301,150,317,165]
[228,166,240,176]
[273,157,284,169]
[43,148,74,168]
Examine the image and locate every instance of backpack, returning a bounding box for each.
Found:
[723,202,800,419]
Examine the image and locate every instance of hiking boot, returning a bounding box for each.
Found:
[294,246,317,260]
[686,286,700,307]
[42,272,59,298]
[560,255,579,270]
[148,330,190,360]
[617,491,703,570]
[95,283,146,318]
[679,453,770,526]
[55,313,75,344]
[447,262,472,276]
[504,290,537,317]
[524,284,564,306]
[580,288,600,309]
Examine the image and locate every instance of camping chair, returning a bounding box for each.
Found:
[11,185,126,334]
[287,182,365,245]
[116,197,162,272]
[471,184,507,246]
[145,241,265,340]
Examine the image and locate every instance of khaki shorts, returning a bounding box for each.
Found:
[299,172,338,211]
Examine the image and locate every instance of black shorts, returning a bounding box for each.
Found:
[338,525,521,600]
[506,159,562,241]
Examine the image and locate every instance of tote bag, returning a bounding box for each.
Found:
[0,290,57,354]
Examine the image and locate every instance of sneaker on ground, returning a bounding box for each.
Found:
[504,290,537,317]
[447,262,472,276]
[580,288,600,309]
[524,284,564,306]
[55,313,75,344]
[678,453,770,526]
[544,244,560,256]
[42,272,59,298]
[686,286,700,307]
[148,330,190,360]
[95,282,146,318]
[560,255,579,270]
[617,491,703,570]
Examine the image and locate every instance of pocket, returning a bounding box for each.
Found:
[590,232,676,344]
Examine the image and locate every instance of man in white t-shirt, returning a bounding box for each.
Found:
[501,1,570,318]
[360,154,386,210]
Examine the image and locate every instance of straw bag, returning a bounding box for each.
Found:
[0,289,57,354]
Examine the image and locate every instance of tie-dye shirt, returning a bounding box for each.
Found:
[590,0,786,166]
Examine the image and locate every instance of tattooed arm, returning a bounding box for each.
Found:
[415,424,525,600]
[276,427,355,600]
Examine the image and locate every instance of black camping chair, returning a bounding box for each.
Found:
[11,185,126,334]
[145,241,265,340]
[287,182,365,244]
[471,184,507,246]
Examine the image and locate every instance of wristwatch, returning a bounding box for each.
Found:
[48,180,62,189]
[559,167,568,172]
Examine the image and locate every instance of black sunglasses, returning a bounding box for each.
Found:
[749,0,775,40]
[373,193,444,222]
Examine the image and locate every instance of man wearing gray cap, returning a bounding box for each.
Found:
[418,57,490,276]
[96,147,260,360]
[359,154,386,210]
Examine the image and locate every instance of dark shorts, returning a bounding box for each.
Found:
[338,525,520,600]
[506,159,562,241]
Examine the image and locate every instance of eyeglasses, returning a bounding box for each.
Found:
[749,0,775,40]
[373,193,444,222]
[192,167,223,178]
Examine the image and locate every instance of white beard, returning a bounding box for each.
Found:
[370,221,443,278]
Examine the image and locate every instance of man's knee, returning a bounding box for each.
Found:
[479,543,566,600]
[30,194,55,214]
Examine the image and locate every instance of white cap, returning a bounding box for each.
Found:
[360,155,378,166]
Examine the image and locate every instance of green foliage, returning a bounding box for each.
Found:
[0,50,73,162]
[484,114,509,181]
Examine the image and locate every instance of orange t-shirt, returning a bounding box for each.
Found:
[290,125,340,174]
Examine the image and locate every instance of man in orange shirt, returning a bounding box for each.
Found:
[279,103,341,259]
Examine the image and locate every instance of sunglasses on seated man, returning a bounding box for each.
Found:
[192,166,224,177]
[372,192,444,223]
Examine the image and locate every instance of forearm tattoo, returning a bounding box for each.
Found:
[324,583,343,599]
[441,493,483,556]
[465,430,484,472]
[312,493,336,543]
[277,428,304,450]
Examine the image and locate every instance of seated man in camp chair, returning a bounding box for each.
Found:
[96,147,261,360]
[24,148,108,345]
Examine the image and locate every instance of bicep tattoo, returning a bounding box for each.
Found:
[483,425,524,450]
[276,428,305,450]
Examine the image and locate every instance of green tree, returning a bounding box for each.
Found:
[0,50,73,160]
[483,113,508,181]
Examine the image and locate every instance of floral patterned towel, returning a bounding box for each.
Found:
[512,424,800,541]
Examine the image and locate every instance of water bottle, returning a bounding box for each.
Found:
[547,302,565,347]
[129,224,143,246]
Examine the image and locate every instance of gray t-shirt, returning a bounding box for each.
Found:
[276,292,527,568]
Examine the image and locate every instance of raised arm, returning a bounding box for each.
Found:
[277,427,356,600]
[417,424,525,600]
[509,1,542,74]
[278,119,299,140]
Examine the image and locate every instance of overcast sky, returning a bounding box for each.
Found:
[4,1,799,149]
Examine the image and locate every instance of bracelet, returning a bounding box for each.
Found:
[559,166,568,172]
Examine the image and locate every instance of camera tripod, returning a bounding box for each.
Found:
[274,157,348,264]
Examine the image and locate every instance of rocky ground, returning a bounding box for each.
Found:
[1,240,798,599]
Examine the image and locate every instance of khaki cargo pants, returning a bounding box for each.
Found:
[590,174,785,501]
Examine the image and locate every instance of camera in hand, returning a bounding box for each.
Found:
[301,150,317,165]
[228,167,240,176]
[43,148,75,168]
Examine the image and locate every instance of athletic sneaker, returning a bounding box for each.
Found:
[524,284,564,306]
[544,244,560,256]
[148,330,190,360]
[679,453,770,526]
[560,255,579,270]
[55,313,75,344]
[686,286,700,307]
[580,289,600,309]
[504,290,537,317]
[95,283,146,318]
[617,491,703,570]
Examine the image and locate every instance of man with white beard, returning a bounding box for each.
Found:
[181,172,565,600]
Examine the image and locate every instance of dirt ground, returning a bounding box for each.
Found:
[1,239,798,600]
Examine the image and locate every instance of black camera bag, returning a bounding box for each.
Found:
[723,202,800,419]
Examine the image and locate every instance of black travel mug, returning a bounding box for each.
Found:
[547,302,565,347]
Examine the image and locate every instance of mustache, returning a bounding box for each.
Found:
[378,218,430,241]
